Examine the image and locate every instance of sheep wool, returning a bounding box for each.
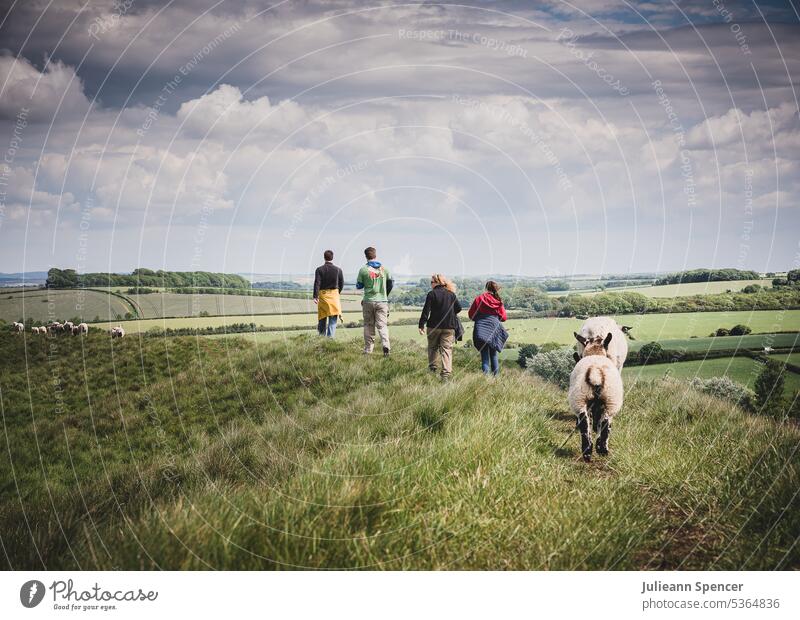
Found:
[568,354,624,461]
[575,316,629,370]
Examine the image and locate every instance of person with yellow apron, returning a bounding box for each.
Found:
[313,250,344,337]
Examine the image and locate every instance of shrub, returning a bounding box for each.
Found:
[754,360,785,411]
[638,341,664,365]
[690,376,754,410]
[517,344,539,368]
[527,348,575,389]
[538,341,563,354]
[730,324,751,336]
[741,284,762,294]
[786,391,800,419]
[712,328,730,337]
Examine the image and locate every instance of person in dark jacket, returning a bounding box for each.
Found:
[313,250,344,337]
[418,274,462,378]
[468,280,508,375]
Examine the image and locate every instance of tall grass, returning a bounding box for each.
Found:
[0,333,797,569]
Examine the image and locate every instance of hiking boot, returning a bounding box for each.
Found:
[383,347,390,357]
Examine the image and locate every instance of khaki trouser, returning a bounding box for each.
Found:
[427,328,455,377]
[362,301,390,353]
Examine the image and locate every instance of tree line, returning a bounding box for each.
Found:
[654,268,761,286]
[46,268,251,289]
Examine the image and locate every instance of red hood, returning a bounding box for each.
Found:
[476,292,502,309]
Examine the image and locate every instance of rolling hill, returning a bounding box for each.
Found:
[1,333,797,569]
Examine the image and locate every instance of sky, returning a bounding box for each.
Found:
[0,0,798,279]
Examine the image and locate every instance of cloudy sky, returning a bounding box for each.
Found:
[0,0,798,278]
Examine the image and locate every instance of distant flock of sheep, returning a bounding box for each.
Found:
[10,321,125,338]
[569,317,633,462]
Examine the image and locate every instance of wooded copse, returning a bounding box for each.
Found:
[46,268,251,289]
[654,268,761,285]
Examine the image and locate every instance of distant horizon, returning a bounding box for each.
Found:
[0,264,781,283]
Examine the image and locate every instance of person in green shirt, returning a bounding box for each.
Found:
[356,246,393,356]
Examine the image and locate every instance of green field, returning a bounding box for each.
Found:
[0,288,133,322]
[0,288,367,322]
[128,292,366,318]
[637,279,772,297]
[93,310,424,333]
[771,352,800,366]
[624,357,800,396]
[555,279,772,297]
[492,310,799,346]
[1,333,797,570]
[628,332,800,353]
[211,310,800,352]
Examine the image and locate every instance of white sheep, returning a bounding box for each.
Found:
[13,321,24,333]
[111,326,125,338]
[574,316,633,370]
[78,323,89,335]
[71,325,80,335]
[568,335,624,461]
[63,321,74,332]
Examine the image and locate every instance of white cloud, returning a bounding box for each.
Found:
[0,55,92,121]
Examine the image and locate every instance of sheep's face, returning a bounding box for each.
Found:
[582,337,607,356]
[574,331,613,358]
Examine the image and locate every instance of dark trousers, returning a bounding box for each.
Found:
[317,315,338,337]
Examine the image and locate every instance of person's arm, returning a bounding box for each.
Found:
[337,267,344,293]
[468,297,479,320]
[418,291,432,331]
[498,303,507,322]
[385,268,393,296]
[356,267,365,290]
[313,267,321,300]
[453,295,462,315]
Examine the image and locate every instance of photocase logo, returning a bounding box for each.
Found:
[20,580,45,608]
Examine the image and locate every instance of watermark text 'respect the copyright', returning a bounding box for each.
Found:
[398,28,527,57]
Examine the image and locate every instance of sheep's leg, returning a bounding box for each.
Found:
[596,417,611,456]
[577,409,592,461]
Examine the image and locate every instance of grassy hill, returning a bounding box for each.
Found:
[1,333,797,569]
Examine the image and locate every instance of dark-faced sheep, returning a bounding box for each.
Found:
[12,321,24,333]
[568,333,624,461]
[78,323,89,335]
[574,316,633,370]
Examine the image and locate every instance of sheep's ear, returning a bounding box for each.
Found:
[573,352,580,363]
[621,326,635,340]
[603,332,613,349]
[574,332,587,345]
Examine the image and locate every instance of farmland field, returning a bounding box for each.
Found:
[624,357,800,396]
[0,287,133,322]
[127,292,346,317]
[635,279,772,297]
[93,310,423,333]
[627,332,800,353]
[496,310,800,346]
[771,352,800,366]
[211,310,800,350]
[552,279,773,297]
